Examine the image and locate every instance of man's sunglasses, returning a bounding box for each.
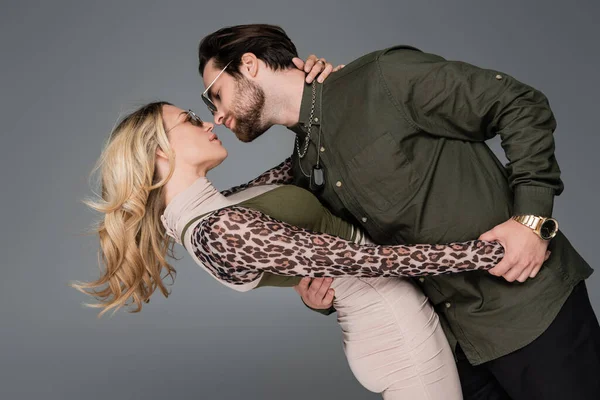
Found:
[202,60,233,115]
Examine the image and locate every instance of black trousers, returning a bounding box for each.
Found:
[457,281,600,400]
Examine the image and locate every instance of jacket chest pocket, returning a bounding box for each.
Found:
[346,132,420,212]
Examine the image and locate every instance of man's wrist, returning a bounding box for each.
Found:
[511,215,559,240]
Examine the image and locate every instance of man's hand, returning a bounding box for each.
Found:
[292,55,345,84]
[293,277,335,309]
[479,219,552,283]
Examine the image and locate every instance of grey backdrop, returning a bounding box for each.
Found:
[1,0,598,399]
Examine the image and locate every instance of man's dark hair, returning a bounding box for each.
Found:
[198,24,298,78]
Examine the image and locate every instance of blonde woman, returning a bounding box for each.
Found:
[74,101,507,400]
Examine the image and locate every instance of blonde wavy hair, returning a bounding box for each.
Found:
[72,101,178,317]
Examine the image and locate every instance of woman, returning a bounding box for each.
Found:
[74,102,506,399]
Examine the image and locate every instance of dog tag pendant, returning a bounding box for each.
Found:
[310,165,325,193]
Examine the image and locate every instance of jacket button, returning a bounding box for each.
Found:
[445,302,452,308]
[314,117,319,122]
[361,217,368,223]
[320,147,325,152]
[419,277,425,283]
[495,74,503,80]
[336,181,342,187]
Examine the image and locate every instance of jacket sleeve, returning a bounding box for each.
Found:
[220,157,294,197]
[378,47,563,217]
[190,206,505,288]
[302,299,336,316]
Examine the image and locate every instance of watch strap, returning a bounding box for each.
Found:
[512,215,545,230]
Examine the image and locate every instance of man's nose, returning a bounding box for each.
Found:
[214,110,225,125]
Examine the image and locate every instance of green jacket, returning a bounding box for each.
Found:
[286,45,592,365]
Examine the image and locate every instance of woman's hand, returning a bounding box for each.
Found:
[292,54,345,84]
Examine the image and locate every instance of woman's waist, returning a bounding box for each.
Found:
[332,277,425,309]
[332,277,438,339]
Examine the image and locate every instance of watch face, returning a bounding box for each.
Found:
[540,219,558,240]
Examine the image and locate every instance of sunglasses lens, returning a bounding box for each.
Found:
[202,96,216,114]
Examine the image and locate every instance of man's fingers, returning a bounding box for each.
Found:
[296,277,311,293]
[495,249,548,282]
[306,58,326,84]
[489,257,514,277]
[544,250,551,262]
[502,263,525,282]
[322,289,335,306]
[292,57,304,70]
[516,265,535,283]
[530,264,543,278]
[503,262,533,283]
[332,64,345,72]
[316,278,333,299]
[317,63,334,83]
[307,277,325,295]
[529,252,550,279]
[304,54,318,73]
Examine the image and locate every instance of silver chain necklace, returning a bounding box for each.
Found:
[295,81,316,160]
[295,82,326,192]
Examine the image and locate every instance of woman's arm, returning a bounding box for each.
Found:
[190,206,504,288]
[220,158,293,197]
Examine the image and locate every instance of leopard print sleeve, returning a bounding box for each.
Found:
[189,206,505,287]
[220,157,293,197]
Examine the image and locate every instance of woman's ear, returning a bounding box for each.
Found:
[156,148,168,159]
[240,52,259,78]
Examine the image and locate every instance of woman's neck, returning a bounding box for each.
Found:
[163,170,207,206]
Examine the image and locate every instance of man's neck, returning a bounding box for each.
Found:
[262,69,306,128]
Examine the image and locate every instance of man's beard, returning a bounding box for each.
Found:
[230,76,269,143]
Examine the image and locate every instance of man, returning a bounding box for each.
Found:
[197,24,599,399]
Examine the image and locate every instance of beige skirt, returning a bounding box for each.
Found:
[332,276,463,400]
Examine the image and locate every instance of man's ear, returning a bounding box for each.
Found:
[240,52,259,78]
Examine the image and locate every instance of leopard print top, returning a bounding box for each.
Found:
[189,205,505,289]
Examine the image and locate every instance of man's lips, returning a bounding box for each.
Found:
[225,117,234,130]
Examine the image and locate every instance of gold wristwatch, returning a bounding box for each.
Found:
[511,215,559,240]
